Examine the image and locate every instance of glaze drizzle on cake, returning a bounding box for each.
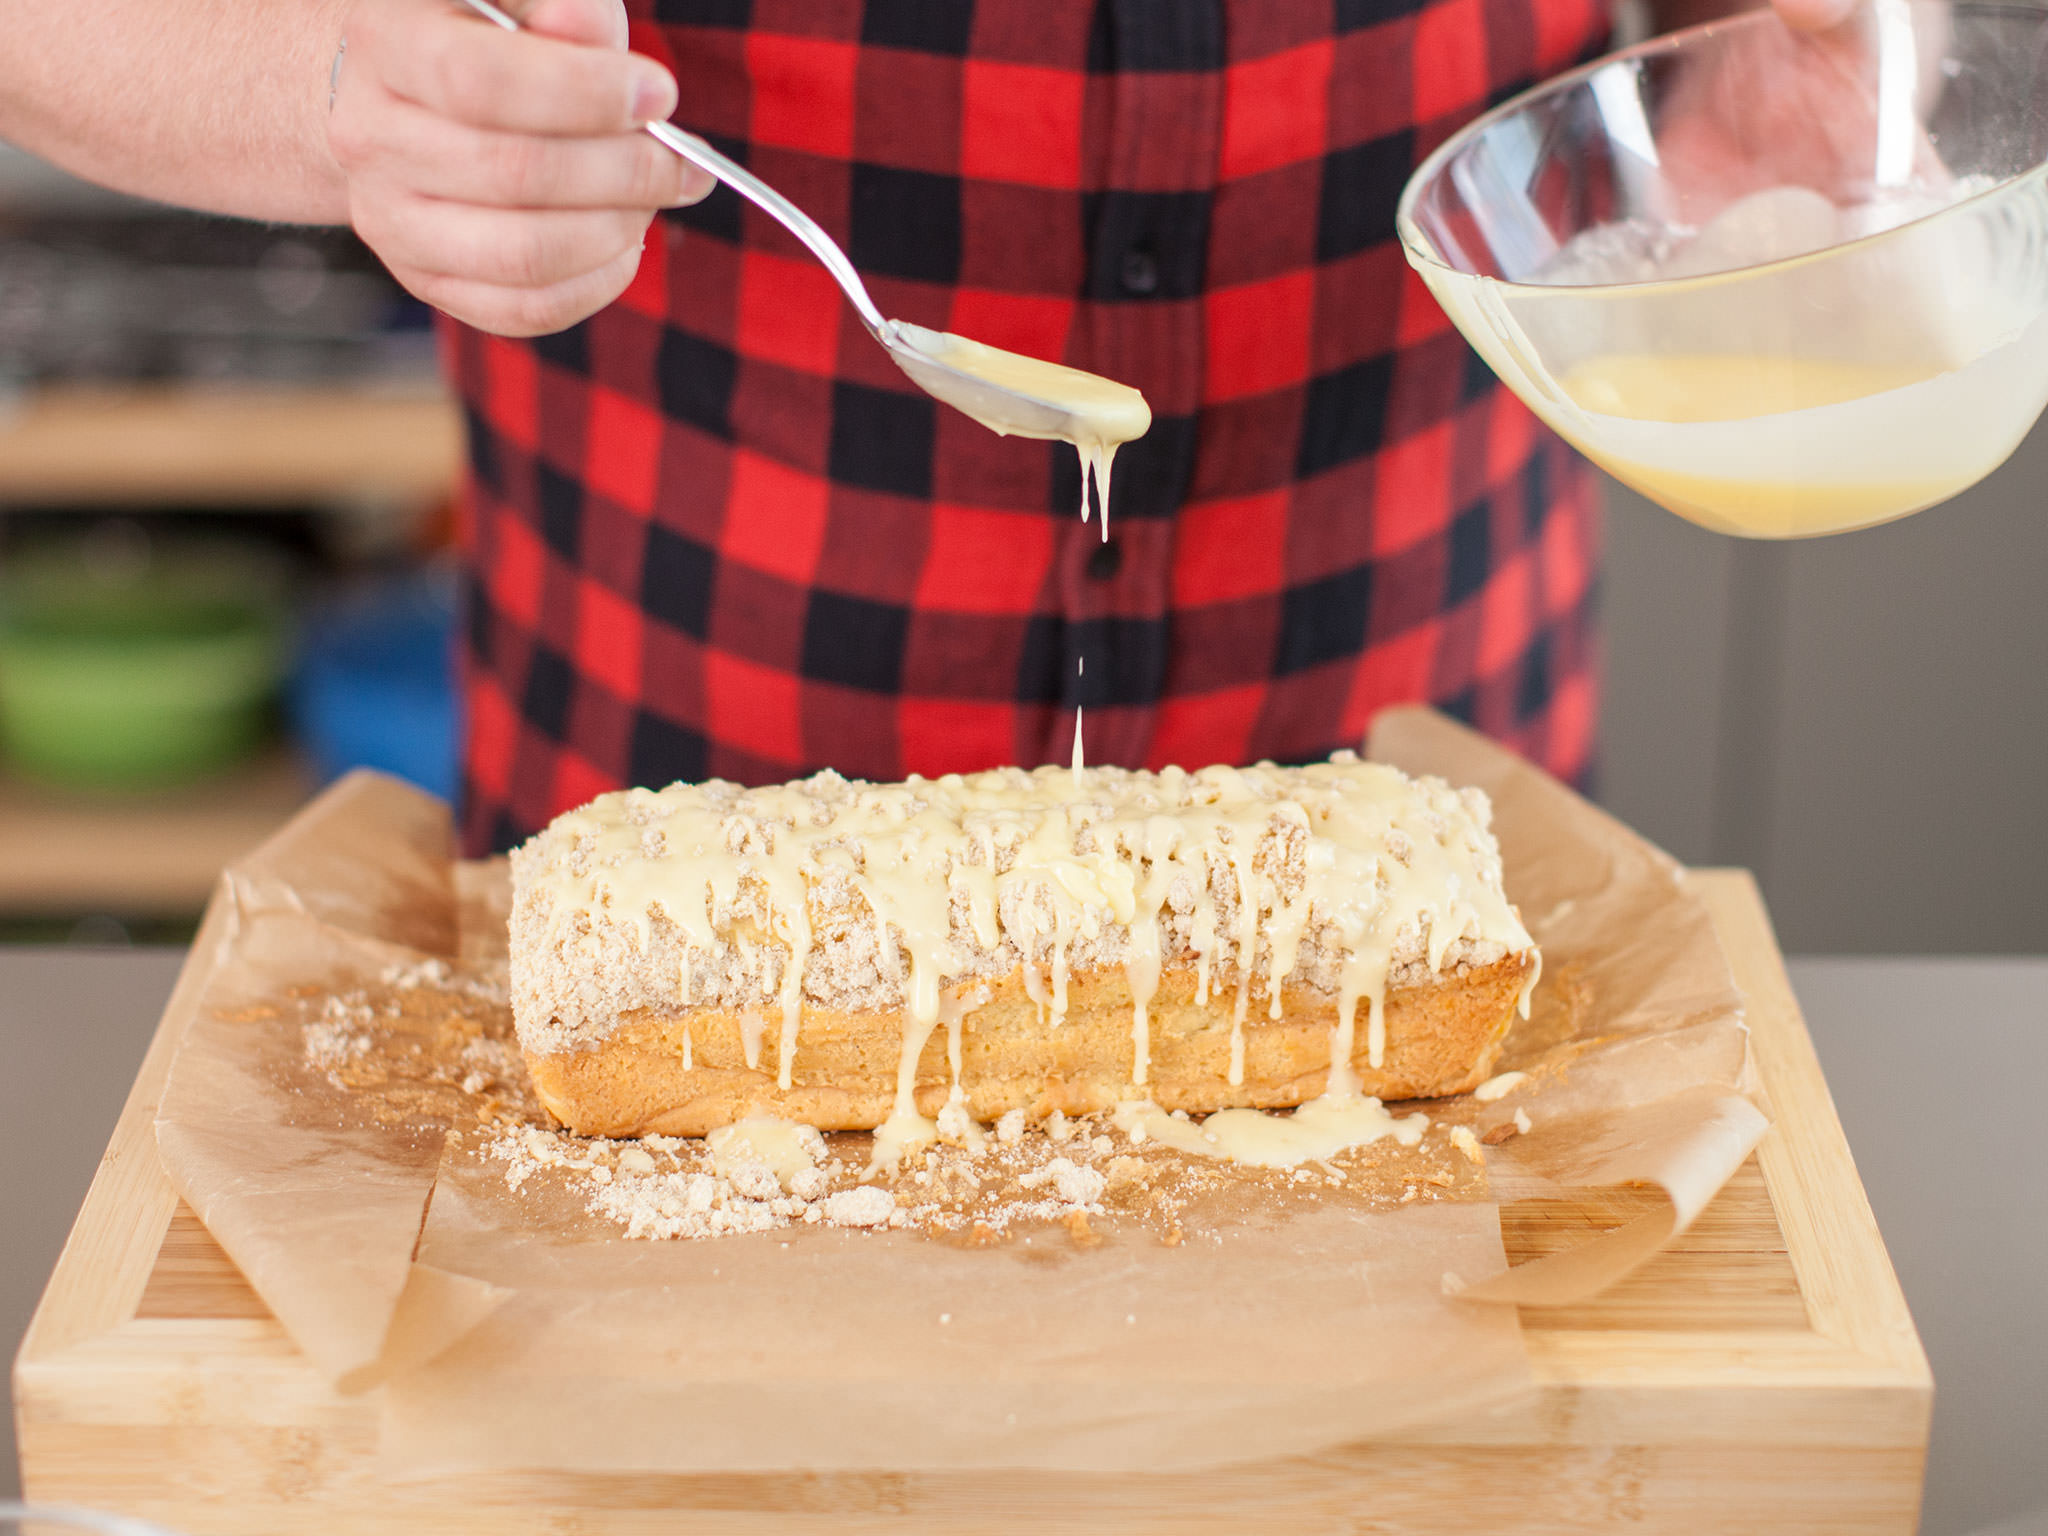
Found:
[510,754,1537,1162]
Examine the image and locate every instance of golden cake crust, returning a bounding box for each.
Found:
[525,952,1534,1138]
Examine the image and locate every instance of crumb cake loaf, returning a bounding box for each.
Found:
[509,755,1539,1140]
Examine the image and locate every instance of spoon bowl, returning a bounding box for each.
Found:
[881,324,1077,440]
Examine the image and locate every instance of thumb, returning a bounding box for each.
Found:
[519,0,629,49]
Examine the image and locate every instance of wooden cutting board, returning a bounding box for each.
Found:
[11,871,1931,1534]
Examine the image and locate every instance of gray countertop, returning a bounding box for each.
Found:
[3,948,2044,1534]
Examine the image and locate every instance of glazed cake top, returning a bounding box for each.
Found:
[509,754,1536,1098]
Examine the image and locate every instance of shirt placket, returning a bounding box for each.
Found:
[1053,0,1223,770]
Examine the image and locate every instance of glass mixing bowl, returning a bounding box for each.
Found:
[1396,0,2048,538]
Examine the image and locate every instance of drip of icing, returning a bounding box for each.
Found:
[1191,883,1216,1007]
[1122,816,1180,1088]
[867,1106,935,1177]
[1049,897,1072,1023]
[1082,440,1117,541]
[775,906,807,1091]
[705,1117,825,1189]
[869,985,989,1175]
[1124,949,1156,1087]
[1111,1095,1427,1169]
[1473,1070,1528,1102]
[869,1011,940,1176]
[1020,956,1049,1024]
[942,984,990,1134]
[937,1084,986,1152]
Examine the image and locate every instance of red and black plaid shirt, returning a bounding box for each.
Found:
[444,0,1609,856]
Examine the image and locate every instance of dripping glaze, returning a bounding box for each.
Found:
[513,755,1537,1167]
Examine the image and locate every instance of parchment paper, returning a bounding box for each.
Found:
[152,708,1766,1472]
[388,1167,1524,1473]
[1367,709,1769,1303]
[150,774,484,1390]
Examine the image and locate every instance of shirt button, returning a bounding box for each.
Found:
[1119,248,1160,296]
[1087,539,1123,580]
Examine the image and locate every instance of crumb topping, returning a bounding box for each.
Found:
[510,754,1534,1109]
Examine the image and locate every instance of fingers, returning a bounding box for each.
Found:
[353,189,655,290]
[334,88,711,209]
[356,0,676,134]
[333,0,691,337]
[392,242,648,336]
[518,0,630,49]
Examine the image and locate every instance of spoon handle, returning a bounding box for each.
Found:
[449,0,889,338]
[640,121,888,337]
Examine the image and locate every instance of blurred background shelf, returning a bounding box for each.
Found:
[0,156,462,926]
[0,750,313,918]
[0,382,463,506]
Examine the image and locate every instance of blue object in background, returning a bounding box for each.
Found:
[288,564,460,801]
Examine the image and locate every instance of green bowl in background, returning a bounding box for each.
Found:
[0,539,288,791]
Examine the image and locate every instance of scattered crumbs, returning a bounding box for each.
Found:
[382,956,509,1005]
[1449,1124,1485,1164]
[299,952,1499,1250]
[1047,1157,1105,1207]
[474,1098,1470,1247]
[1125,1313,1136,1324]
[939,1312,951,1324]
[293,963,539,1128]
[824,1187,895,1228]
[302,996,374,1077]
[1514,1107,1533,1135]
[935,1096,980,1147]
[1104,1156,1154,1194]
[1480,1121,1517,1145]
[455,1034,524,1094]
[788,1165,828,1201]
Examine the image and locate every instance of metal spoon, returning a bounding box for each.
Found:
[450,0,1090,440]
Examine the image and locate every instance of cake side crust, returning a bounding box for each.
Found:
[524,952,1534,1138]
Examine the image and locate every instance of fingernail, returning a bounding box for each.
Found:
[669,167,712,208]
[631,66,676,125]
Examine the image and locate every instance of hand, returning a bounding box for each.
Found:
[326,0,710,336]
[1652,0,1948,229]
